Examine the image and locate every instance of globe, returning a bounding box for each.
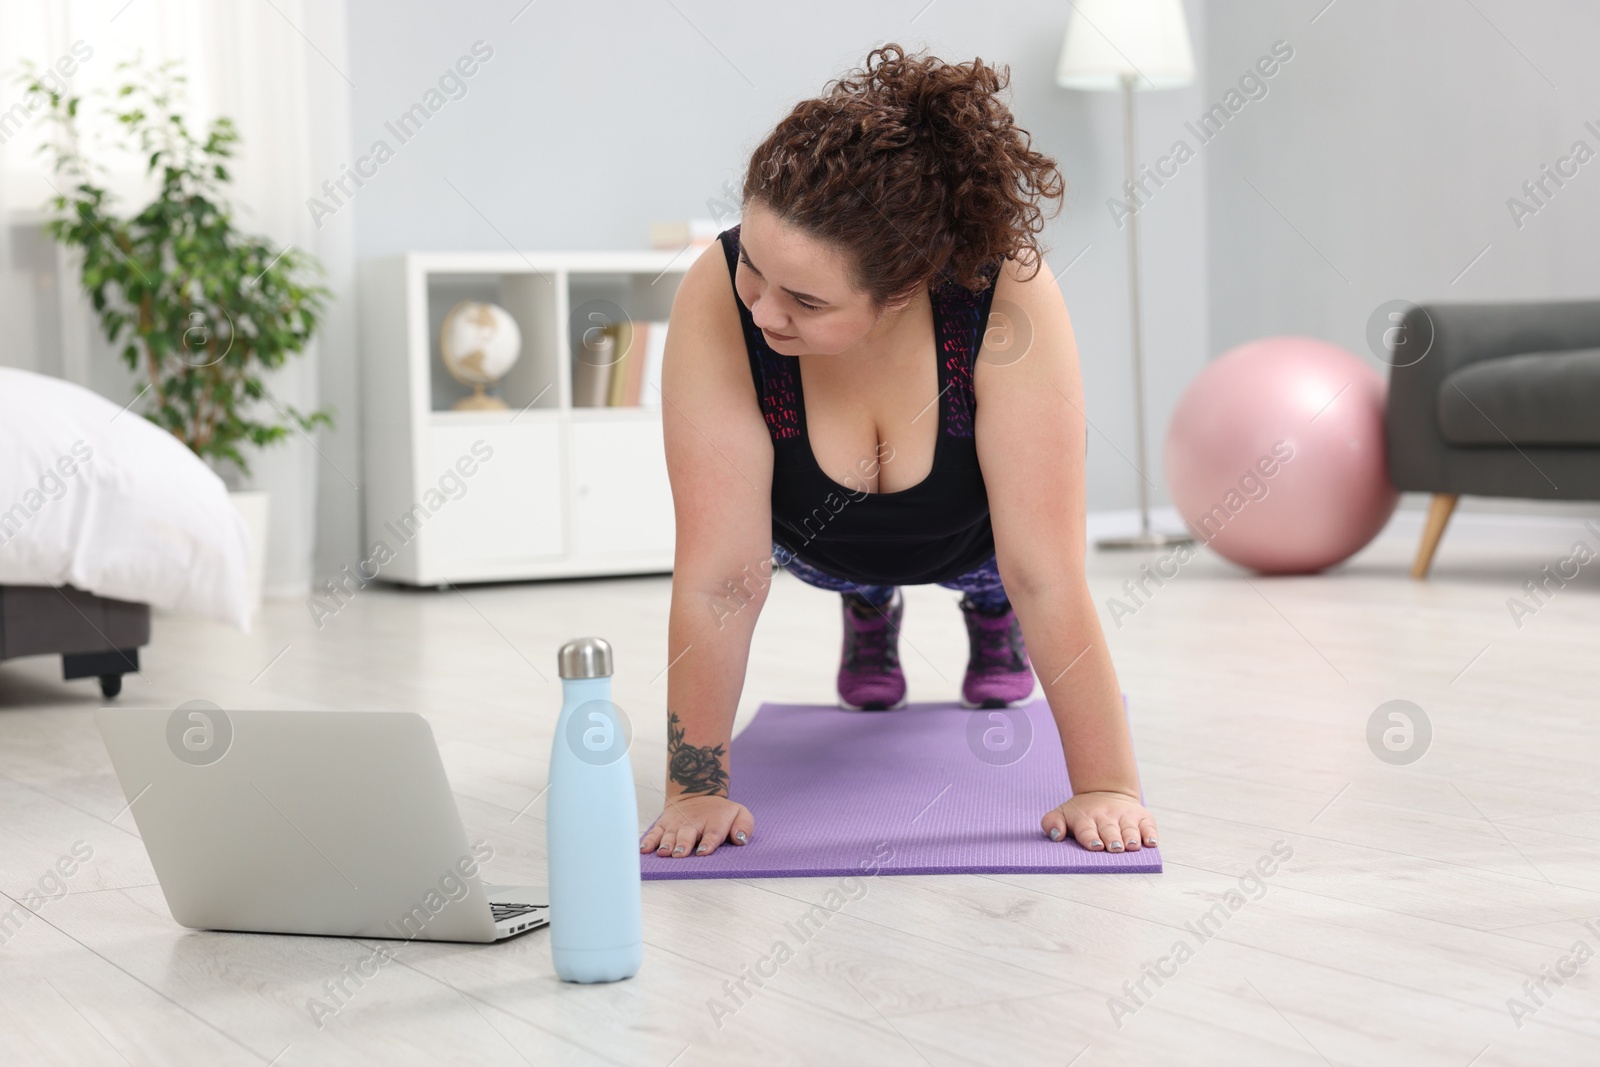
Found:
[439,301,521,410]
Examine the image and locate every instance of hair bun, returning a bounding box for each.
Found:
[745,43,1064,303]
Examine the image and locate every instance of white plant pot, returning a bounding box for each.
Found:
[229,490,270,617]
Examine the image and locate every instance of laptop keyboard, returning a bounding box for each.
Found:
[490,902,546,923]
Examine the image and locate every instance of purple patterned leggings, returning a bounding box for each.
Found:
[770,540,1011,612]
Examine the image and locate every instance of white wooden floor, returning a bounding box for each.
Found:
[4,507,1600,1067]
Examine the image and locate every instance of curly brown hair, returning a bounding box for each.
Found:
[742,43,1065,305]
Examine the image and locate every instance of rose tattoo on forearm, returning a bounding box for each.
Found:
[666,711,729,796]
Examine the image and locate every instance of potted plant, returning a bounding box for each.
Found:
[24,58,333,613]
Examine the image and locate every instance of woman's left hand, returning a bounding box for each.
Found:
[1042,791,1158,852]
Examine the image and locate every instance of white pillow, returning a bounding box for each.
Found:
[0,368,250,630]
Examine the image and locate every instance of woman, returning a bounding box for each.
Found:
[640,44,1158,861]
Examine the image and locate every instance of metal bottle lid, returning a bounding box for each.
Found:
[557,636,613,679]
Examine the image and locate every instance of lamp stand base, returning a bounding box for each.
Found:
[1095,531,1196,551]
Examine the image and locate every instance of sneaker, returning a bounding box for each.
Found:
[958,595,1034,708]
[837,588,907,711]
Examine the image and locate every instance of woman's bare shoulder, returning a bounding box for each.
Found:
[976,249,1075,378]
[665,240,750,386]
[661,238,770,465]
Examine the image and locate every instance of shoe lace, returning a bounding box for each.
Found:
[969,606,1023,672]
[844,603,900,670]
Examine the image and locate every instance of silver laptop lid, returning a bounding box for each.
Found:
[95,706,499,943]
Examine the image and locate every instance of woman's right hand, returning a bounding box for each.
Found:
[640,793,754,858]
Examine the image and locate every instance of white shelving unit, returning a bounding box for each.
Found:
[358,248,706,586]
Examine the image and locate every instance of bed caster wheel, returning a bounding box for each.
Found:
[99,674,123,699]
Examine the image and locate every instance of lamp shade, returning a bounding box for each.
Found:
[1056,0,1195,91]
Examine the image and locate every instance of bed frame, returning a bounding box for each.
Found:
[0,585,149,698]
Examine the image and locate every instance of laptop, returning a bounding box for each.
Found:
[95,705,548,943]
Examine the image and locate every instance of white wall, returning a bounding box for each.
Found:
[1205,0,1600,362]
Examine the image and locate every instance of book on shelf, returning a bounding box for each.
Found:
[620,321,648,407]
[572,328,616,408]
[585,320,668,408]
[605,321,634,406]
[640,321,668,410]
[649,218,718,250]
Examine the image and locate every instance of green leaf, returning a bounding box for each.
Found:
[32,56,333,463]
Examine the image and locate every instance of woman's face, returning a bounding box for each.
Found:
[732,200,910,356]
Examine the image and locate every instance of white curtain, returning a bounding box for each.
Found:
[0,0,358,598]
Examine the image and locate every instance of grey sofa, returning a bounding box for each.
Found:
[0,585,148,697]
[1385,299,1600,577]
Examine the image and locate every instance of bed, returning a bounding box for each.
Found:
[0,368,250,699]
[0,584,149,697]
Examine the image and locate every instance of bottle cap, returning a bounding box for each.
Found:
[557,636,613,679]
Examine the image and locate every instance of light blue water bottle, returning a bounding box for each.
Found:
[547,637,642,982]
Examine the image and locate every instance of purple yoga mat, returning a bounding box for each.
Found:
[640,697,1159,879]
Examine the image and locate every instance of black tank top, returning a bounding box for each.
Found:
[717,224,1001,586]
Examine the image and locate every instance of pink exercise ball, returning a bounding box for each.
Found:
[1164,336,1398,575]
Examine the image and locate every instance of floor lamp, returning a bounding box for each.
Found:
[1057,0,1197,549]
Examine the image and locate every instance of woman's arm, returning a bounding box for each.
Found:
[638,244,776,858]
[972,255,1158,853]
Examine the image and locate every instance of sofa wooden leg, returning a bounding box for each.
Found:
[1411,493,1459,579]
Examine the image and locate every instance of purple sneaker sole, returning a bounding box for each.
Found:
[841,692,910,712]
[958,682,1035,710]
